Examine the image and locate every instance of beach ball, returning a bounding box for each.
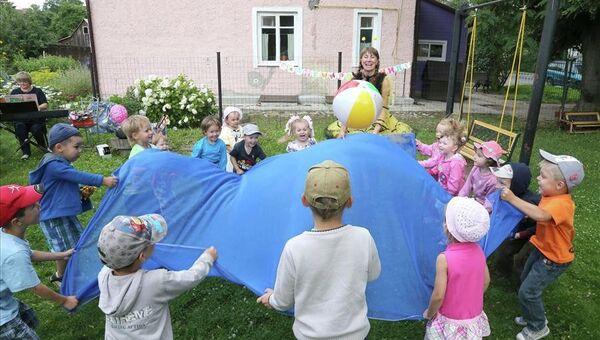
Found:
[332,80,382,129]
[109,104,128,124]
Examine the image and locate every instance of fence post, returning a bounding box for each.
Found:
[217,52,223,120]
[337,52,343,90]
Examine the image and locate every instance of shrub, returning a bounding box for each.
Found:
[49,67,93,99]
[108,87,143,117]
[30,68,60,86]
[13,55,80,73]
[133,74,217,128]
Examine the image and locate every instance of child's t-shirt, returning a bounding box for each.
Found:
[458,167,498,204]
[219,125,243,149]
[129,144,147,159]
[191,137,228,170]
[530,194,575,263]
[0,232,41,326]
[268,225,381,340]
[286,138,317,153]
[98,252,214,340]
[229,140,266,172]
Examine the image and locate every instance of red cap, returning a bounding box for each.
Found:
[0,185,43,226]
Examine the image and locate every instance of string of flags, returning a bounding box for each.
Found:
[278,62,412,80]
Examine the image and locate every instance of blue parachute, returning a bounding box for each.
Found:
[62,133,523,320]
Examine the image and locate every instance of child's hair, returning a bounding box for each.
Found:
[308,198,345,220]
[201,115,221,133]
[437,118,455,133]
[539,160,564,182]
[122,115,151,144]
[444,120,468,147]
[280,115,314,143]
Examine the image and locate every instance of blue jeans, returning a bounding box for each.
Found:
[0,301,40,340]
[518,248,571,331]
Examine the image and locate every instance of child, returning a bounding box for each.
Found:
[490,163,540,279]
[257,160,381,339]
[0,184,78,339]
[97,214,217,339]
[121,115,154,159]
[433,121,468,196]
[219,106,244,172]
[279,115,317,152]
[191,116,227,170]
[423,197,491,339]
[417,118,454,178]
[29,123,118,285]
[459,141,504,207]
[501,150,584,340]
[230,124,267,175]
[152,133,169,151]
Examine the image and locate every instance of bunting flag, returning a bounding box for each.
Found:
[279,62,412,80]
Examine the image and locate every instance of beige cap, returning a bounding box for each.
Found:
[304,160,351,210]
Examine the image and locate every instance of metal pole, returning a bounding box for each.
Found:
[216,52,223,120]
[519,0,561,165]
[337,52,342,89]
[85,0,100,99]
[445,6,464,116]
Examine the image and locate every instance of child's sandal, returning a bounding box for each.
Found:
[50,272,63,287]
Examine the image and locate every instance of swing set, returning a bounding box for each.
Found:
[457,7,527,164]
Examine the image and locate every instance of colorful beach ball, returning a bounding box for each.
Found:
[109,104,128,124]
[332,80,382,129]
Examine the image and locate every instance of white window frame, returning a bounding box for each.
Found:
[352,9,382,66]
[252,7,303,68]
[417,40,447,62]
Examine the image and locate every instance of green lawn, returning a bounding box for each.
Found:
[1,113,598,339]
[494,84,581,104]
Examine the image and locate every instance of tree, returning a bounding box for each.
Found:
[470,0,599,110]
[45,0,87,40]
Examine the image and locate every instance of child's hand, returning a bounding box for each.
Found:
[203,246,218,261]
[337,130,346,139]
[236,169,244,175]
[63,296,78,310]
[103,176,118,187]
[256,288,274,308]
[422,308,434,320]
[500,187,516,202]
[60,249,75,260]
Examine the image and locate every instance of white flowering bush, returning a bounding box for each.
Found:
[133,74,217,128]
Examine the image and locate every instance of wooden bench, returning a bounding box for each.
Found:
[460,120,520,165]
[560,111,600,133]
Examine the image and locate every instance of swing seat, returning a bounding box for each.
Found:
[460,120,520,165]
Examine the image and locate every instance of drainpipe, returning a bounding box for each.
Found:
[85,0,100,99]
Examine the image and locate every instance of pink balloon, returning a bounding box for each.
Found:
[109,104,128,124]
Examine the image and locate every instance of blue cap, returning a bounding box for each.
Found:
[48,123,80,149]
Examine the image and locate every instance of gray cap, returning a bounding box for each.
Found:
[243,123,262,136]
[97,214,168,269]
[539,149,584,192]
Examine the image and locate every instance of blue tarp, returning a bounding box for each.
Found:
[62,133,523,320]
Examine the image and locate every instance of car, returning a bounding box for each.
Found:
[546,60,582,88]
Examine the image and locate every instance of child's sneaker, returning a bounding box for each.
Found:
[516,325,550,340]
[514,316,548,327]
[50,272,63,288]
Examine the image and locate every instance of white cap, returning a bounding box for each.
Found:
[490,164,513,179]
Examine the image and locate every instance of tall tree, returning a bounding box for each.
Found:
[45,0,87,40]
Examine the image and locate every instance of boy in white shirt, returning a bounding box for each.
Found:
[257,160,381,340]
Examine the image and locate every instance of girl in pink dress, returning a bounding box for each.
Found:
[458,141,504,211]
[417,118,455,179]
[432,121,467,196]
[423,197,491,339]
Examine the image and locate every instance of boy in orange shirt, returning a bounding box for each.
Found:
[501,149,584,340]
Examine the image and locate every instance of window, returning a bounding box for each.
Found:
[352,9,382,66]
[417,40,447,62]
[83,26,89,34]
[252,7,303,67]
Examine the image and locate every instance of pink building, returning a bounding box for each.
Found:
[87,0,416,107]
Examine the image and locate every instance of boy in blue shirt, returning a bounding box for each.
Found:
[0,184,78,339]
[29,123,118,285]
[191,115,228,170]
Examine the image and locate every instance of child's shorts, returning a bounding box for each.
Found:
[0,301,40,340]
[39,216,84,252]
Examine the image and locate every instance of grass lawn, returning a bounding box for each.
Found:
[494,84,581,104]
[1,112,598,339]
